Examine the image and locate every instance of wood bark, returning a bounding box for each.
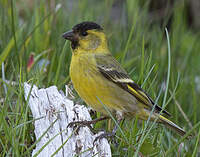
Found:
[24,83,111,157]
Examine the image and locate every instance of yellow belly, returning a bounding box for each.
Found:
[70,54,139,116]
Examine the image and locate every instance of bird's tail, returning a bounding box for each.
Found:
[158,114,186,136]
[138,109,188,137]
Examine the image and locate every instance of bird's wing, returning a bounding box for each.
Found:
[95,54,171,116]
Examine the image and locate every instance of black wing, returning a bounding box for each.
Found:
[95,54,171,116]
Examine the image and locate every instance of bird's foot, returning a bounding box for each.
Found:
[93,131,119,147]
[93,131,115,143]
[67,116,109,134]
[93,118,122,145]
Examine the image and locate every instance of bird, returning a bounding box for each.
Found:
[62,21,186,137]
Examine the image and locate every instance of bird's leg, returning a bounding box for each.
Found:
[68,116,110,127]
[93,119,122,144]
[93,111,123,144]
[67,116,110,134]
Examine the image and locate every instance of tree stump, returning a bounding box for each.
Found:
[24,83,111,157]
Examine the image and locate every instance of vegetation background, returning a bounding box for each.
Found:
[0,0,200,156]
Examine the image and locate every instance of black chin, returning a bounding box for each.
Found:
[71,41,79,49]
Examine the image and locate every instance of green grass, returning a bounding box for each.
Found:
[0,0,200,156]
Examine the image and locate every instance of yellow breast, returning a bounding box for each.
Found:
[70,53,105,112]
[70,53,138,116]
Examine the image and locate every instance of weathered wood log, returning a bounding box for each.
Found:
[24,83,111,157]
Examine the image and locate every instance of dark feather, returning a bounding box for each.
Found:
[127,83,171,116]
[96,54,171,117]
[72,21,103,34]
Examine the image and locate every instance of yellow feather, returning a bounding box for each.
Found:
[63,21,187,137]
[127,85,149,105]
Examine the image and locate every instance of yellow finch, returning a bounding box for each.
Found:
[62,21,186,136]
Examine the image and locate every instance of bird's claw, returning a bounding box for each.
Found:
[67,120,97,134]
[93,131,116,145]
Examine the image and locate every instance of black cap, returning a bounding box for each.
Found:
[72,21,103,33]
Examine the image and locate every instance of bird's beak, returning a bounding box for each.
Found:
[62,30,75,41]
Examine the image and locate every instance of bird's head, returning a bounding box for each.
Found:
[62,21,108,53]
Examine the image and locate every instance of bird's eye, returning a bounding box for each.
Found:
[81,31,88,36]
